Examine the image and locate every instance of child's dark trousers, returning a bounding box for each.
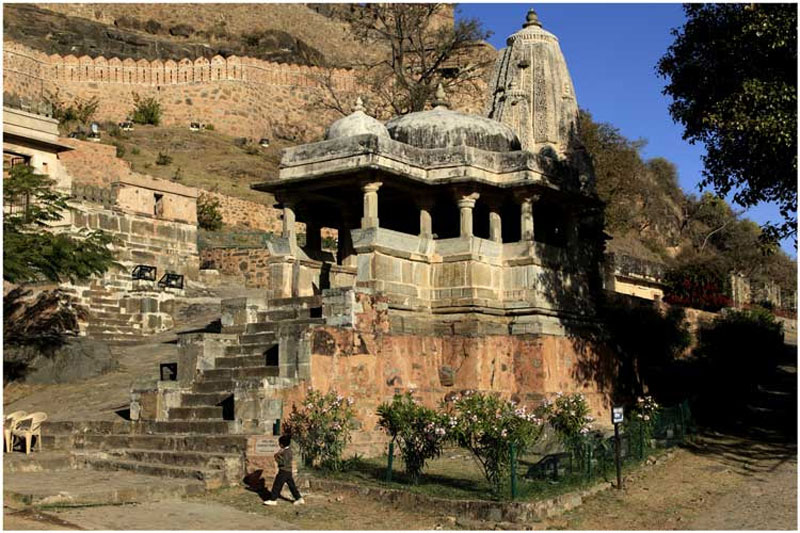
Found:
[267,469,302,501]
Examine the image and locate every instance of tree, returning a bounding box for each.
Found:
[326,4,493,117]
[3,165,115,284]
[658,4,797,243]
[196,193,224,231]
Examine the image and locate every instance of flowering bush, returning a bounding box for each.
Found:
[626,395,661,456]
[445,391,543,496]
[377,392,448,483]
[283,388,355,471]
[537,392,594,464]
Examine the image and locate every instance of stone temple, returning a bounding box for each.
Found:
[131,9,610,470]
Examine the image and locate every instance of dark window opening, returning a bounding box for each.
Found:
[473,201,490,240]
[218,395,235,420]
[501,203,521,243]
[310,306,323,318]
[265,344,279,367]
[378,190,419,235]
[154,193,164,217]
[534,203,568,247]
[160,362,177,381]
[431,198,460,239]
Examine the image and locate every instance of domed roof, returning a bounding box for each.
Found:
[386,85,521,152]
[325,97,389,140]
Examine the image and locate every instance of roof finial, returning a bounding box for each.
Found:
[432,83,450,109]
[353,96,365,113]
[523,7,542,29]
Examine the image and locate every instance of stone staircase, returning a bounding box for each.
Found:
[743,343,797,442]
[39,296,327,488]
[84,285,142,342]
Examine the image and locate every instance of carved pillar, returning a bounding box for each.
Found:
[519,196,534,242]
[361,182,382,229]
[282,202,297,250]
[487,200,503,243]
[418,198,434,238]
[457,192,480,238]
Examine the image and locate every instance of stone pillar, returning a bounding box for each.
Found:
[457,192,480,238]
[418,198,434,238]
[361,182,382,229]
[282,202,297,249]
[520,198,533,241]
[488,202,502,243]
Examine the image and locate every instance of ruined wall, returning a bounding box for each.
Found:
[204,191,283,233]
[199,248,272,288]
[3,42,356,141]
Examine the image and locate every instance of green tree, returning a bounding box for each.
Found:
[131,93,162,126]
[196,193,224,231]
[3,165,115,284]
[658,4,797,242]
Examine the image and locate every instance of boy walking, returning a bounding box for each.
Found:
[263,435,305,506]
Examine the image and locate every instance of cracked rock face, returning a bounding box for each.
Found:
[386,106,521,152]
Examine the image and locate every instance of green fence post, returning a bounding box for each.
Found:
[587,442,593,479]
[639,421,645,460]
[510,443,518,501]
[386,440,394,482]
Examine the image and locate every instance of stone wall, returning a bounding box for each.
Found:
[199,248,272,288]
[3,41,356,141]
[204,191,283,233]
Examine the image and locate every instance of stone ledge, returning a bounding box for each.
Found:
[305,476,612,524]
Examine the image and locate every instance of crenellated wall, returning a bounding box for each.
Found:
[3,41,357,140]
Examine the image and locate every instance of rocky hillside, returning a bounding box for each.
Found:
[8,3,383,67]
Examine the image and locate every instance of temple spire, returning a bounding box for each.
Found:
[353,96,365,113]
[432,83,450,109]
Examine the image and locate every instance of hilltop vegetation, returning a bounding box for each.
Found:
[579,110,796,296]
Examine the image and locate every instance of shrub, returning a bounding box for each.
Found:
[204,123,215,131]
[624,395,660,451]
[536,392,593,464]
[244,143,260,155]
[114,142,125,158]
[131,147,141,155]
[377,392,449,483]
[445,391,543,496]
[131,93,162,126]
[197,193,223,231]
[283,388,355,471]
[155,152,172,166]
[663,260,732,311]
[47,93,99,127]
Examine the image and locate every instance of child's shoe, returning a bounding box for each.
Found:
[263,500,277,506]
[293,498,305,505]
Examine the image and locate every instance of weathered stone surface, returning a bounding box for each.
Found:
[5,338,117,384]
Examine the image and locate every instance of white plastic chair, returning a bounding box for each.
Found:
[4,411,27,453]
[11,412,47,454]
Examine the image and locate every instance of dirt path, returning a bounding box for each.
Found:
[547,432,797,530]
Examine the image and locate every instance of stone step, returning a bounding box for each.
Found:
[75,434,249,454]
[224,343,278,356]
[89,297,122,307]
[245,322,274,334]
[143,420,235,434]
[239,332,277,345]
[89,316,134,327]
[3,469,206,506]
[94,448,242,473]
[181,392,233,407]
[78,453,226,489]
[3,451,78,472]
[215,354,270,368]
[168,406,224,421]
[200,366,280,381]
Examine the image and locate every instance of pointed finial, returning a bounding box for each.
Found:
[353,96,365,113]
[432,83,450,109]
[523,8,542,28]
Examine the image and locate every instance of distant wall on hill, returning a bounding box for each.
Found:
[3,42,356,141]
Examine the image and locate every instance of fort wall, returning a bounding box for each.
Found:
[4,42,357,140]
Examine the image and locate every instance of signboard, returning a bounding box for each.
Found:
[612,406,624,425]
[253,437,280,455]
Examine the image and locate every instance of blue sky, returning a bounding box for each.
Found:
[456,3,795,256]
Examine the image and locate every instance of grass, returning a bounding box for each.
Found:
[302,446,655,504]
[100,125,290,204]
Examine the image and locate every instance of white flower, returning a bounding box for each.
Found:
[644,415,650,421]
[501,429,508,438]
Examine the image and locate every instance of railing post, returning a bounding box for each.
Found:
[510,443,518,500]
[385,439,394,482]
